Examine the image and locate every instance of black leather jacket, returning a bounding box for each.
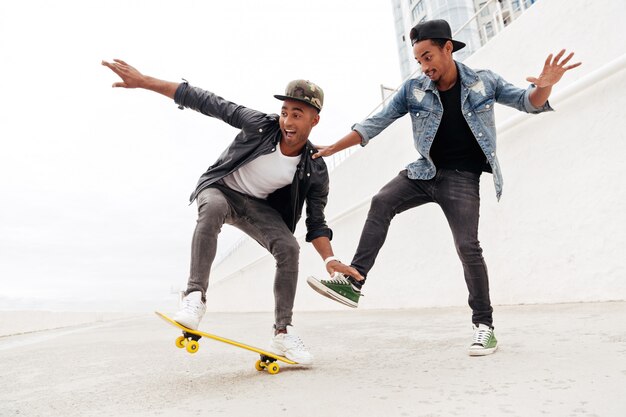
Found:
[174,82,332,242]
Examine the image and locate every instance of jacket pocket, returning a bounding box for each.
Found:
[474,98,495,128]
[409,108,431,132]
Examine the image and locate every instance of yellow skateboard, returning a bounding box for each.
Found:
[155,311,297,374]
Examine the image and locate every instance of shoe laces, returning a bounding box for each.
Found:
[181,297,204,314]
[322,272,352,285]
[323,273,362,294]
[281,333,307,351]
[323,278,350,286]
[473,327,493,346]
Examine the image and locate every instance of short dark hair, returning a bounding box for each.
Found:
[430,38,451,49]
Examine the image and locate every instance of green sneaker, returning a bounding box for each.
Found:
[306,273,362,308]
[469,324,498,356]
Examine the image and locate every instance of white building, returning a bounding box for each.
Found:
[472,0,538,45]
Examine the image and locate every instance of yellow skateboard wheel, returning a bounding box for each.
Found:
[255,359,265,371]
[186,340,199,354]
[175,336,186,349]
[267,363,280,375]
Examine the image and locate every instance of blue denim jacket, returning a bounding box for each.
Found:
[353,61,553,200]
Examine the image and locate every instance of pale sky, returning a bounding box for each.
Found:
[0,0,400,311]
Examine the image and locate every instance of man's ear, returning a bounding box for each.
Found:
[446,40,454,54]
[311,113,320,128]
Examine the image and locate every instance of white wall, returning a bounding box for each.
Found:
[206,0,626,314]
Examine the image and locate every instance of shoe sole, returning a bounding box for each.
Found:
[306,276,358,308]
[468,345,498,356]
[268,344,313,366]
[171,316,200,330]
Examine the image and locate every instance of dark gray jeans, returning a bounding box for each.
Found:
[351,169,494,326]
[186,185,300,329]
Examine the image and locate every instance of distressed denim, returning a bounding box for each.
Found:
[353,61,553,200]
[351,169,493,326]
[187,185,300,329]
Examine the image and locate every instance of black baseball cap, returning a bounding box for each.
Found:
[409,19,466,52]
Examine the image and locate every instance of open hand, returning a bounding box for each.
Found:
[526,49,581,88]
[311,145,335,160]
[101,59,146,88]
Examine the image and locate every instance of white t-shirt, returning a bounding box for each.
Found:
[222,146,301,199]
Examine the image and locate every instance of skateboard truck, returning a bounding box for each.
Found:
[175,331,202,353]
[255,355,281,374]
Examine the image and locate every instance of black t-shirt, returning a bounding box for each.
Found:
[430,77,490,173]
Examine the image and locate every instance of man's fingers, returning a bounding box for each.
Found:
[544,53,553,67]
[102,60,120,72]
[564,62,582,71]
[113,58,129,66]
[112,82,127,88]
[102,60,125,77]
[352,271,364,281]
[312,146,330,159]
[346,266,364,281]
[526,76,539,84]
[552,49,566,65]
[559,51,575,67]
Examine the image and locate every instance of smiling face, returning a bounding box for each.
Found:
[278,99,320,156]
[413,39,456,86]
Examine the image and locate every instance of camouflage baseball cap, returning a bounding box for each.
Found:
[274,79,324,112]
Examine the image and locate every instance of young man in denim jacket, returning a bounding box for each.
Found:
[102,59,361,365]
[307,20,580,356]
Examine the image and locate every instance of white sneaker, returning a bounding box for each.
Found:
[269,327,313,365]
[172,291,206,330]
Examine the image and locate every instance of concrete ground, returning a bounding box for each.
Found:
[1,301,625,417]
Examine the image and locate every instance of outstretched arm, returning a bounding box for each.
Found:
[312,130,362,160]
[527,50,582,108]
[101,59,179,99]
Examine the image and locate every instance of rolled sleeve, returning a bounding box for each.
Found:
[305,227,333,243]
[173,80,189,108]
[351,123,370,146]
[523,84,555,114]
[349,91,408,147]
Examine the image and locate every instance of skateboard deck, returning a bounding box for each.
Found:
[155,311,297,374]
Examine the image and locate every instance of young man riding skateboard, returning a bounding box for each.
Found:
[307,19,581,356]
[102,59,360,365]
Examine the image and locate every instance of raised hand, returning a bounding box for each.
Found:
[526,49,581,88]
[101,59,179,99]
[101,59,146,89]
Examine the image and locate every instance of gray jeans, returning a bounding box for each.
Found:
[186,185,300,329]
[351,169,494,326]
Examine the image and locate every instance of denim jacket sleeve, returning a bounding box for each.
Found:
[485,70,554,114]
[174,82,267,131]
[352,80,411,146]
